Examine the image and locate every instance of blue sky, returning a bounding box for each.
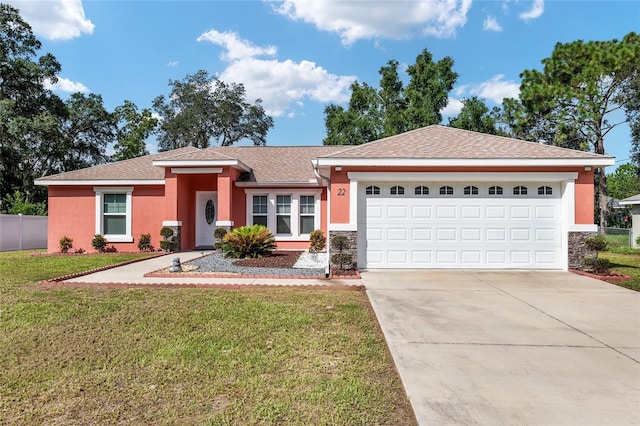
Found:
[7,0,639,172]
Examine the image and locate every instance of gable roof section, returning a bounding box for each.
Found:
[619,194,640,205]
[35,147,200,185]
[317,125,615,167]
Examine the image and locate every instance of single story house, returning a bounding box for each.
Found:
[619,194,640,248]
[36,125,615,270]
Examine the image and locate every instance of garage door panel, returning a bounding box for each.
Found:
[360,182,562,269]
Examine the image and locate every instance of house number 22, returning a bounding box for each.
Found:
[337,188,346,196]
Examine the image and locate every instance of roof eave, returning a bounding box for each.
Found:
[235,180,321,188]
[314,158,616,167]
[35,179,165,186]
[152,159,251,172]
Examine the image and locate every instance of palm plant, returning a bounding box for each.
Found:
[222,224,276,258]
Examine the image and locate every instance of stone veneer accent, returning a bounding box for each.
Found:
[568,231,598,270]
[328,230,358,270]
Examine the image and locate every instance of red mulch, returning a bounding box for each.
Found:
[232,251,303,268]
[570,269,632,282]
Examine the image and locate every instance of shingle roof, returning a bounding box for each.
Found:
[36,125,613,185]
[35,147,200,182]
[619,194,640,205]
[323,125,612,160]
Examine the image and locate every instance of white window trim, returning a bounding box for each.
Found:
[245,189,321,241]
[94,187,133,243]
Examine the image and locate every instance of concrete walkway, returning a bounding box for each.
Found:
[61,251,362,287]
[361,270,640,425]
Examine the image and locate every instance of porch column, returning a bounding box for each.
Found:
[215,168,235,232]
[163,169,182,251]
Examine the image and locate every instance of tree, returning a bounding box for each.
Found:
[449,96,502,135]
[323,48,458,145]
[605,163,640,228]
[153,70,274,150]
[518,32,640,229]
[2,190,46,215]
[112,100,157,161]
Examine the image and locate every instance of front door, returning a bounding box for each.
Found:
[196,191,217,247]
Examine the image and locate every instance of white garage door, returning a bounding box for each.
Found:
[358,182,563,269]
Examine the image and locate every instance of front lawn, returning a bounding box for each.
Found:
[0,251,415,424]
[599,250,640,291]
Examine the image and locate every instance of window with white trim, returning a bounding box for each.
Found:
[415,186,429,195]
[538,186,553,195]
[513,186,528,195]
[488,186,503,195]
[245,190,321,239]
[299,195,315,234]
[252,195,268,227]
[390,185,404,195]
[94,187,133,243]
[276,195,292,234]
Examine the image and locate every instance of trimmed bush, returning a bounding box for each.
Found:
[214,227,228,240]
[160,226,174,239]
[582,257,611,273]
[331,235,349,252]
[91,234,108,252]
[585,234,607,252]
[331,253,353,270]
[222,224,276,259]
[59,235,73,253]
[138,233,153,252]
[159,240,175,252]
[309,229,326,253]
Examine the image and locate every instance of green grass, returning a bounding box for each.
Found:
[604,233,632,249]
[599,251,640,291]
[0,251,415,424]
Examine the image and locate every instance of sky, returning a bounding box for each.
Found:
[6,0,639,172]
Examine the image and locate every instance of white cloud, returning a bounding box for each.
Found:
[519,0,544,20]
[444,75,520,115]
[44,76,89,93]
[167,61,180,67]
[6,0,94,40]
[483,15,502,32]
[198,30,355,117]
[272,0,472,45]
[441,97,464,115]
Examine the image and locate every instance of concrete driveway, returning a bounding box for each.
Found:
[362,270,640,425]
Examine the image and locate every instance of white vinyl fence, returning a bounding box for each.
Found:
[0,214,48,251]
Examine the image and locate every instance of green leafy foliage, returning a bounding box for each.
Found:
[330,235,353,270]
[137,233,153,252]
[112,100,157,161]
[309,229,326,253]
[582,257,611,273]
[91,234,108,252]
[324,49,457,145]
[585,235,608,252]
[449,96,503,135]
[153,70,274,150]
[222,224,276,259]
[59,236,73,253]
[159,240,175,252]
[160,226,174,239]
[2,190,47,215]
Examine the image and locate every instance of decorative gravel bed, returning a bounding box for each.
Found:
[184,251,325,277]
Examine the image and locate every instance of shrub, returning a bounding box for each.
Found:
[331,235,349,252]
[74,248,86,254]
[91,234,108,252]
[582,257,611,273]
[309,229,326,253]
[214,227,228,240]
[636,235,640,246]
[138,233,153,252]
[585,234,608,252]
[159,240,175,252]
[160,226,174,239]
[331,253,353,270]
[222,224,276,259]
[59,235,73,253]
[103,244,118,253]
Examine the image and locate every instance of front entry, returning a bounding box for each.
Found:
[196,191,217,247]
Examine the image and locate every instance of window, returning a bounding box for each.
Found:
[276,195,291,234]
[390,185,405,195]
[439,186,454,195]
[252,195,268,227]
[366,185,380,195]
[513,186,528,195]
[103,194,126,234]
[463,186,479,195]
[415,186,429,195]
[299,195,315,234]
[94,187,133,242]
[538,186,553,195]
[488,186,503,195]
